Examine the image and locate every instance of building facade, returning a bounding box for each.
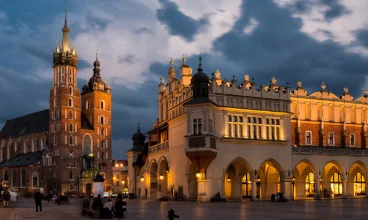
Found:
[128,56,368,201]
[111,160,128,194]
[0,10,113,194]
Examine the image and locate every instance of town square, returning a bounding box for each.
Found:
[1,0,368,219]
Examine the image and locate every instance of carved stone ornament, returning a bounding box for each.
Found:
[215,69,221,79]
[321,82,326,90]
[344,87,348,93]
[271,76,277,84]
[160,76,164,84]
[244,74,250,81]
[297,81,302,88]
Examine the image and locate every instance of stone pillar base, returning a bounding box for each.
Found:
[198,193,207,202]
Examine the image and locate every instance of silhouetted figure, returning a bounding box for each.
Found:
[34,190,43,212]
[168,209,179,220]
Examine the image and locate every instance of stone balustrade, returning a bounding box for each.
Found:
[292,146,368,156]
[149,141,169,154]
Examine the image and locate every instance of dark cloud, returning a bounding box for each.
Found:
[20,44,50,63]
[85,15,112,31]
[117,54,136,65]
[133,27,153,35]
[356,29,368,49]
[156,0,209,41]
[212,0,368,98]
[320,0,350,21]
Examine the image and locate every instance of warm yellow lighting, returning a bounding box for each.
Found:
[140,177,144,182]
[120,164,123,167]
[196,171,200,178]
[115,164,119,167]
[160,173,164,180]
[122,180,125,184]
[257,176,261,182]
[227,176,231,182]
[292,176,295,182]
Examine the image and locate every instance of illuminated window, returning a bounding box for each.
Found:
[305,173,315,197]
[305,131,312,145]
[354,173,365,196]
[350,134,355,147]
[193,118,202,135]
[241,173,252,198]
[247,117,262,139]
[330,173,342,195]
[227,115,243,138]
[266,118,280,140]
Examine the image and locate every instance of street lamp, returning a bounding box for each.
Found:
[257,176,261,182]
[196,170,200,179]
[140,177,144,182]
[292,176,295,182]
[227,176,231,183]
[159,172,164,180]
[122,180,125,185]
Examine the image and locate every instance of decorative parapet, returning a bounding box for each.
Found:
[148,141,169,154]
[185,135,217,152]
[292,146,368,156]
[221,138,289,146]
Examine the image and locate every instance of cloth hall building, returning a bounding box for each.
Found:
[0,11,113,194]
[127,56,368,201]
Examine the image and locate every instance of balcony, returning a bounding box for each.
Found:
[185,135,218,171]
[148,141,169,154]
[292,146,368,157]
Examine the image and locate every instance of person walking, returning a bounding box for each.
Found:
[114,194,125,219]
[34,190,43,212]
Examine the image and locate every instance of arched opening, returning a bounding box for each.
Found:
[225,158,253,200]
[100,116,104,125]
[187,162,198,201]
[158,157,169,198]
[69,87,73,95]
[33,177,38,187]
[258,159,283,200]
[100,101,105,109]
[81,134,91,153]
[69,136,73,145]
[69,111,73,120]
[149,161,158,199]
[69,98,72,107]
[21,169,26,187]
[293,160,317,199]
[349,161,367,197]
[69,123,73,132]
[322,161,344,197]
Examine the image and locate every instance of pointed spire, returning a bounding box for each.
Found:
[96,50,99,61]
[54,38,59,53]
[182,54,186,65]
[137,121,141,132]
[197,55,203,72]
[170,57,173,65]
[64,6,68,28]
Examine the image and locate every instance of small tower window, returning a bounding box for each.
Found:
[69,98,73,107]
[101,101,104,109]
[54,97,57,108]
[69,124,73,132]
[69,136,73,145]
[69,69,72,83]
[85,101,90,110]
[61,67,65,83]
[101,116,104,125]
[69,87,73,95]
[101,128,105,136]
[69,111,73,120]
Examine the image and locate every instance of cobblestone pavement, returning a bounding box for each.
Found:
[3,198,368,219]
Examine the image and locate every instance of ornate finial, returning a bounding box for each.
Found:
[364,89,368,97]
[244,74,250,81]
[344,87,349,93]
[271,76,277,84]
[138,121,140,132]
[215,69,221,79]
[64,6,68,28]
[96,50,98,61]
[182,54,186,64]
[160,76,164,84]
[197,55,203,71]
[170,57,173,65]
[297,81,302,88]
[321,82,326,90]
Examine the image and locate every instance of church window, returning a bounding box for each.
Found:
[266,118,280,140]
[69,98,73,107]
[33,177,38,187]
[69,87,73,95]
[69,111,73,120]
[101,152,104,159]
[101,128,105,136]
[69,136,73,145]
[193,118,202,135]
[328,133,335,146]
[100,101,105,109]
[227,115,243,138]
[69,69,72,83]
[101,116,104,125]
[69,124,73,132]
[82,134,93,155]
[54,97,57,108]
[209,119,213,134]
[350,134,355,147]
[61,67,65,83]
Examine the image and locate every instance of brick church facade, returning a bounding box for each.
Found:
[0,10,112,194]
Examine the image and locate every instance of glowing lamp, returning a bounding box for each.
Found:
[140,177,144,182]
[159,172,164,180]
[227,176,231,183]
[196,171,200,178]
[292,176,295,182]
[122,180,125,184]
[257,176,261,182]
[115,164,119,168]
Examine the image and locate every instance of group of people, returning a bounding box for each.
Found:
[91,194,126,219]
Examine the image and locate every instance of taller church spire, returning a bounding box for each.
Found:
[53,7,78,67]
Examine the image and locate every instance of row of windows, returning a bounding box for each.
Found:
[304,131,356,146]
[54,66,75,85]
[0,138,46,161]
[2,170,39,187]
[85,100,106,110]
[215,99,287,112]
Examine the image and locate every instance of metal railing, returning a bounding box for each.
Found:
[149,141,169,154]
[292,145,368,157]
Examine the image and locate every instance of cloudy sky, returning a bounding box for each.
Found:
[1,0,368,159]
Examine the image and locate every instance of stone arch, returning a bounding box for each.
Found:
[348,160,367,181]
[258,158,284,199]
[158,156,169,171]
[293,160,317,199]
[186,160,198,201]
[157,157,169,197]
[349,161,367,196]
[322,160,344,175]
[322,160,345,196]
[224,157,253,200]
[82,134,93,155]
[148,159,158,199]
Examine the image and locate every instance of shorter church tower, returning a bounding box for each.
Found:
[81,53,112,186]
